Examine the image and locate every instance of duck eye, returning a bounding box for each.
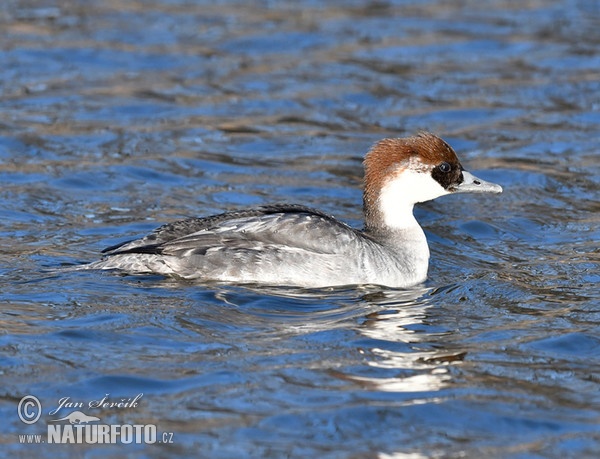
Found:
[439,162,451,173]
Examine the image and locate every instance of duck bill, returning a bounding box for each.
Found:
[453,170,503,194]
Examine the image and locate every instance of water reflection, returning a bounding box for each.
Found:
[344,288,463,393]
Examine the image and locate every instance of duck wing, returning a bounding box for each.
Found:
[102,204,366,258]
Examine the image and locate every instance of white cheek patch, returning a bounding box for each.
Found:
[379,169,448,229]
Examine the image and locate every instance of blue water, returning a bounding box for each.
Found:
[1,1,599,457]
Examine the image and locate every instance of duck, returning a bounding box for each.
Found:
[85,132,502,287]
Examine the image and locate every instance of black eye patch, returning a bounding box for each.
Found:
[432,162,463,190]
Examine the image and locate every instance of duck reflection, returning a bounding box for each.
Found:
[337,287,465,393]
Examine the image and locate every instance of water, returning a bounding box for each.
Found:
[1,0,599,457]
